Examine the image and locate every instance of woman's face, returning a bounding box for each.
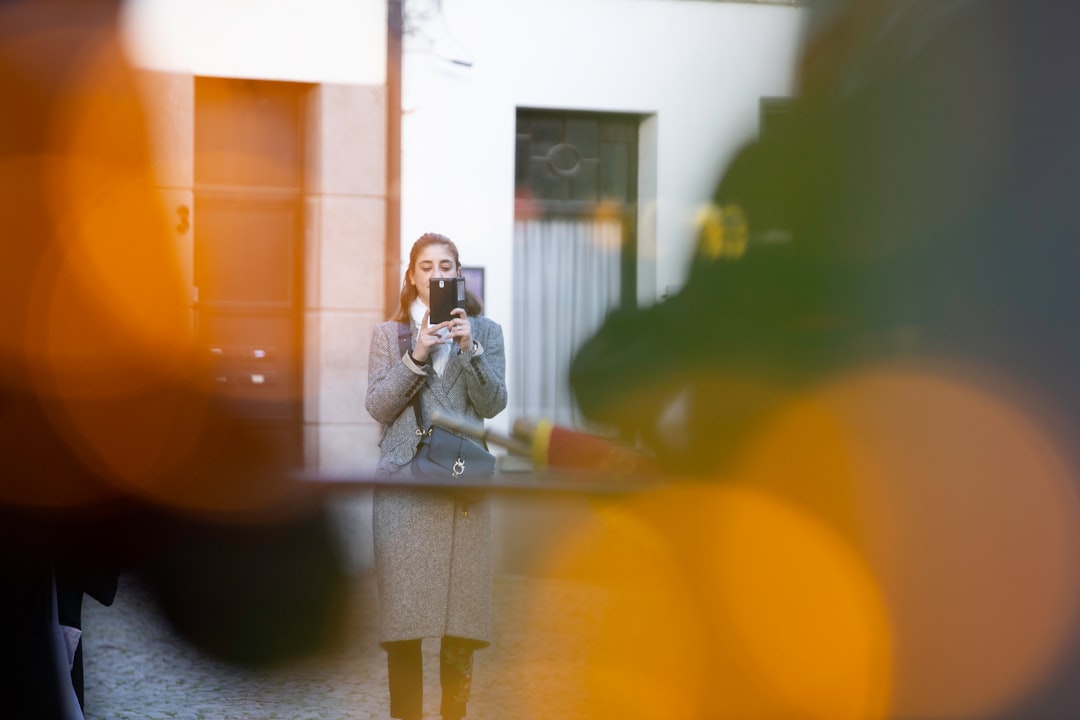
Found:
[410,243,459,307]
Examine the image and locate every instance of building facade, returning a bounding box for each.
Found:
[122,0,808,476]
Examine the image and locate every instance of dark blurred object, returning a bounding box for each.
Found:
[429,407,530,456]
[0,1,350,716]
[572,0,1080,477]
[141,509,349,667]
[511,418,658,476]
[430,407,656,476]
[570,1,1080,717]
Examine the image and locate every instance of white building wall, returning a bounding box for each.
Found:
[401,0,809,436]
[120,0,386,84]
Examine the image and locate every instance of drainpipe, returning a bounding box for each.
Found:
[385,0,403,317]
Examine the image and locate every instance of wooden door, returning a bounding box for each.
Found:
[194,78,305,467]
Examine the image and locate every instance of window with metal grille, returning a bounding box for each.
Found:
[512,109,640,427]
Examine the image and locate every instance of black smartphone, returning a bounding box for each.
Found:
[429,277,466,324]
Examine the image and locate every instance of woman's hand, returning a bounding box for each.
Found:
[413,309,445,362]
[448,308,473,353]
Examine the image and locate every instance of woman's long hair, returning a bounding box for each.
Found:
[392,232,483,322]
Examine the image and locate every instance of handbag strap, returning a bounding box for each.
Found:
[411,395,424,432]
[394,321,426,431]
[396,321,411,360]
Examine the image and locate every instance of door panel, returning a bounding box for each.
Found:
[194,78,305,466]
[195,197,297,306]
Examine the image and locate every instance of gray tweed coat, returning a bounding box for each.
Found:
[364,315,507,646]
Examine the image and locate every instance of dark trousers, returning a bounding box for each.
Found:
[385,636,475,720]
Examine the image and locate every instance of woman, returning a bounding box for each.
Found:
[365,232,507,720]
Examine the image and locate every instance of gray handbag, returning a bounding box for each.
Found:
[410,415,496,481]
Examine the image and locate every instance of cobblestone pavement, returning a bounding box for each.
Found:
[83,571,606,720]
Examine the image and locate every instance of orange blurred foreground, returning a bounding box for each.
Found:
[518,362,1080,719]
[0,3,309,520]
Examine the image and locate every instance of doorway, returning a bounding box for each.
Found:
[194,77,306,467]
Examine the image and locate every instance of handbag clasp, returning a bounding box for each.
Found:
[452,457,466,477]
